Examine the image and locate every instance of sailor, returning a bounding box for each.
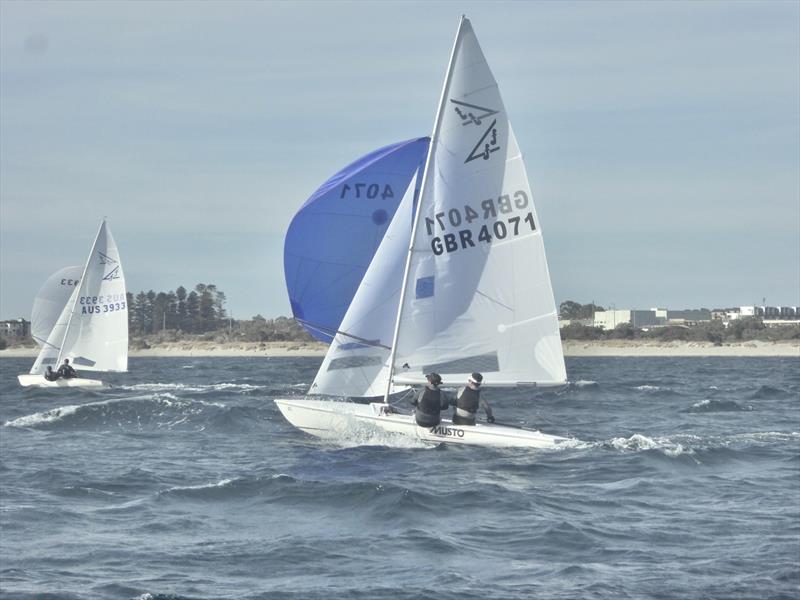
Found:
[44,366,59,382]
[57,358,78,379]
[452,372,495,425]
[411,372,449,427]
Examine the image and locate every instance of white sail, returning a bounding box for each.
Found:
[30,266,82,347]
[29,220,128,375]
[310,170,421,397]
[390,18,566,387]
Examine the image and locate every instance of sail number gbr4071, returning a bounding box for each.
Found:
[425,190,536,255]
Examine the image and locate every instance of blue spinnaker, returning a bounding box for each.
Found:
[284,137,429,343]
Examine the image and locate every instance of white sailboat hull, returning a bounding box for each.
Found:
[275,398,572,449]
[17,374,107,388]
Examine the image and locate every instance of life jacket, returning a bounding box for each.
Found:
[416,387,442,426]
[456,386,480,415]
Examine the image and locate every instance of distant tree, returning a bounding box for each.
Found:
[126,291,136,332]
[176,286,188,331]
[185,291,200,332]
[609,323,636,340]
[729,317,765,341]
[152,292,169,332]
[214,289,227,322]
[559,300,605,320]
[134,292,148,335]
[196,283,216,332]
[146,290,157,333]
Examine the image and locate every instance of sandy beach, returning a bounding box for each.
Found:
[1,340,797,358]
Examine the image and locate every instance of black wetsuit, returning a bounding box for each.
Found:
[44,369,59,382]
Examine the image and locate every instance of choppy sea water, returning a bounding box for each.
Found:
[0,356,798,600]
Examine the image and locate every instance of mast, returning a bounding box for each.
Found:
[55,219,105,366]
[383,15,467,403]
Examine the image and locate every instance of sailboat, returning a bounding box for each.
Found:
[18,219,128,388]
[275,17,570,448]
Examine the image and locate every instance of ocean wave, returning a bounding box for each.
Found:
[749,385,794,399]
[3,394,226,431]
[684,399,754,413]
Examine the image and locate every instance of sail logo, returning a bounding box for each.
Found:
[465,119,500,163]
[429,425,465,438]
[450,100,498,127]
[102,266,120,281]
[98,251,117,265]
[450,99,501,163]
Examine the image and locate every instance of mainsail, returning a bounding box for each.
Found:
[29,220,128,374]
[389,18,566,388]
[285,137,429,343]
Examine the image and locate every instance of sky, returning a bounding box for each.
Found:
[1,0,798,321]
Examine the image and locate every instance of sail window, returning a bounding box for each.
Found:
[415,276,434,299]
[327,355,384,371]
[423,353,500,375]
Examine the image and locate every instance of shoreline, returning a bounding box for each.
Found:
[0,340,797,358]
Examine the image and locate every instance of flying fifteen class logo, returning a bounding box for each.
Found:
[102,266,120,281]
[98,251,117,265]
[450,99,501,163]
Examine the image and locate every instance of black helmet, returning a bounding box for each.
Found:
[469,372,483,384]
[426,372,442,386]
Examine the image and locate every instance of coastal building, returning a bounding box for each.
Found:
[666,309,711,325]
[732,306,799,321]
[1,318,30,338]
[593,309,664,330]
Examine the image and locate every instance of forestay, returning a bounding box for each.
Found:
[285,137,429,343]
[30,220,128,374]
[390,18,566,388]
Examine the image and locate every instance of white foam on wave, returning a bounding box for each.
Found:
[609,433,695,457]
[5,404,81,428]
[573,380,598,387]
[120,382,263,393]
[728,431,800,444]
[325,423,432,450]
[635,385,665,392]
[165,478,236,493]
